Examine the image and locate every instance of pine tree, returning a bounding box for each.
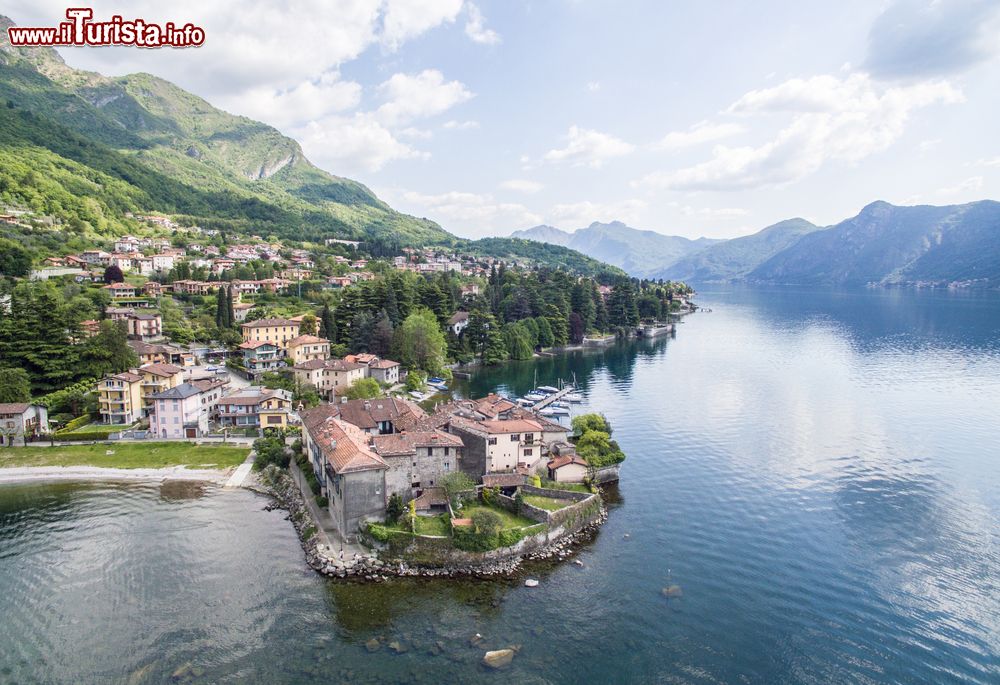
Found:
[215,287,227,329]
[226,287,235,328]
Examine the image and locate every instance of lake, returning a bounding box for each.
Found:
[2,286,998,684]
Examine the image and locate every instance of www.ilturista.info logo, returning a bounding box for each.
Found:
[6,8,205,48]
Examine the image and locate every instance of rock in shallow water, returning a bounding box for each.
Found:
[661,584,683,598]
[524,579,539,587]
[482,649,514,669]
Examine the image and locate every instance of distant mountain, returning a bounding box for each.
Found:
[658,218,820,282]
[747,200,1000,286]
[510,225,572,246]
[510,221,720,277]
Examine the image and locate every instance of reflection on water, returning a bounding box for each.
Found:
[1,287,999,684]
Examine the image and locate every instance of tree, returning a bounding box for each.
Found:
[343,377,381,400]
[80,320,139,378]
[252,436,289,470]
[569,312,585,344]
[395,307,447,375]
[370,310,394,358]
[607,279,640,328]
[214,286,229,329]
[386,493,405,523]
[103,264,124,284]
[226,286,235,328]
[299,313,317,336]
[535,315,555,348]
[0,368,31,403]
[441,471,475,501]
[0,238,31,278]
[471,509,502,537]
[572,413,610,436]
[319,304,337,343]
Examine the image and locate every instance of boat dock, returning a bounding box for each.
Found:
[532,384,575,410]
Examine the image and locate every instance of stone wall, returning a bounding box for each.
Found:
[593,464,621,483]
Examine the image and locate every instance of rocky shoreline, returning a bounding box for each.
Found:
[253,465,608,582]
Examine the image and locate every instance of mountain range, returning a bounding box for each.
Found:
[0,15,619,277]
[511,221,721,278]
[509,201,1000,287]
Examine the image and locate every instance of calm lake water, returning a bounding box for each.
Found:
[2,287,999,684]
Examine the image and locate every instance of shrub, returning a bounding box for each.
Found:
[480,485,500,507]
[315,496,328,508]
[253,436,289,470]
[471,509,502,537]
[385,493,404,523]
[498,529,522,548]
[513,490,525,514]
[54,414,93,434]
[441,471,474,499]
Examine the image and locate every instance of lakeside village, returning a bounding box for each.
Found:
[0,210,694,577]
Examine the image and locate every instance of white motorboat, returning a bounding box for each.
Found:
[563,392,583,403]
[536,385,560,394]
[523,392,546,402]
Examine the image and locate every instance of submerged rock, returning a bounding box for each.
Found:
[388,640,408,654]
[661,585,683,598]
[482,649,514,669]
[170,662,192,681]
[469,633,485,647]
[524,579,539,587]
[365,638,381,653]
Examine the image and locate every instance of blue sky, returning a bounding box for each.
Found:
[9,0,1000,238]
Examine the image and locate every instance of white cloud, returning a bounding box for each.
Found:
[400,190,541,235]
[586,81,602,92]
[937,176,983,195]
[973,156,1000,167]
[547,199,647,228]
[657,121,745,150]
[541,126,635,168]
[443,119,480,130]
[500,179,544,193]
[294,113,427,174]
[381,0,464,50]
[640,74,963,191]
[464,3,501,45]
[223,73,362,130]
[376,69,474,125]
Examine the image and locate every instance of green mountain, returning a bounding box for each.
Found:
[747,201,1000,287]
[0,17,446,245]
[657,218,820,282]
[511,221,720,277]
[0,17,622,277]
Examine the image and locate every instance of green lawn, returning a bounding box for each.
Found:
[541,480,591,493]
[458,503,537,529]
[384,514,451,537]
[0,443,250,469]
[523,494,573,511]
[60,422,136,437]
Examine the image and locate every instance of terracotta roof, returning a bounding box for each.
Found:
[370,359,400,369]
[371,430,464,457]
[239,340,278,350]
[344,353,379,365]
[300,408,387,474]
[335,398,426,431]
[241,318,299,328]
[448,311,469,324]
[219,389,283,406]
[106,372,143,383]
[474,393,516,418]
[480,419,542,434]
[0,403,31,414]
[293,359,328,370]
[547,454,588,470]
[139,363,183,377]
[286,334,328,348]
[482,473,527,488]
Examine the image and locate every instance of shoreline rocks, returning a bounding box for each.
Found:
[253,465,609,583]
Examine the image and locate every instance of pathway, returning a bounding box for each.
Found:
[223,451,255,488]
[288,459,367,557]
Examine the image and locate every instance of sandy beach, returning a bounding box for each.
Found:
[0,465,233,485]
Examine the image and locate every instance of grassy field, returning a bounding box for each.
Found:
[523,494,572,511]
[0,443,250,469]
[459,503,537,529]
[384,514,451,537]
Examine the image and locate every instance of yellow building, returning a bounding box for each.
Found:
[240,318,301,350]
[285,334,330,366]
[98,371,144,425]
[137,363,185,416]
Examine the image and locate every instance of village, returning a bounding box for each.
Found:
[0,211,672,571]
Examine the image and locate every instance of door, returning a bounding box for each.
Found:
[185,427,197,438]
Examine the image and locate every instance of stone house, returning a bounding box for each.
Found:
[371,430,465,501]
[0,403,49,445]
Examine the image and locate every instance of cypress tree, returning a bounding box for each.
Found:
[226,287,235,328]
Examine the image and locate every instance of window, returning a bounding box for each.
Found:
[443,462,450,471]
[443,447,449,456]
[488,437,497,446]
[524,448,533,457]
[511,434,520,442]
